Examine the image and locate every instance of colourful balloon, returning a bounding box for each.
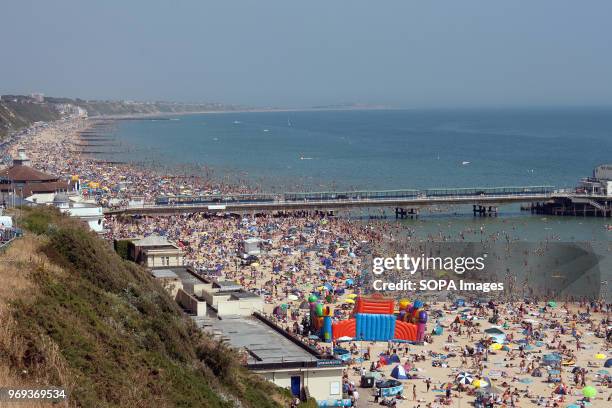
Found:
[399,299,411,310]
[315,303,324,317]
[418,311,428,323]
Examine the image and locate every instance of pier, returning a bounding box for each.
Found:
[105,185,593,216]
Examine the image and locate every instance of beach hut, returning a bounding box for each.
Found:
[390,365,410,380]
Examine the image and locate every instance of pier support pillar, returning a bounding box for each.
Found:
[395,207,418,219]
[395,207,407,219]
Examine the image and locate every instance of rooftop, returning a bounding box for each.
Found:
[213,280,242,292]
[134,234,177,248]
[206,315,318,365]
[151,269,180,279]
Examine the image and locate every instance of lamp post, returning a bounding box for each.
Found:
[14,182,25,219]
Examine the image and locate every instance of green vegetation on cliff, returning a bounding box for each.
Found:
[0,207,300,407]
[0,99,61,138]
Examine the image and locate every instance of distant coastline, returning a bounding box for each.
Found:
[91,104,392,120]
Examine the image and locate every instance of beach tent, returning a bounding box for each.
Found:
[390,365,410,380]
[604,358,612,368]
[388,354,401,363]
[484,327,506,343]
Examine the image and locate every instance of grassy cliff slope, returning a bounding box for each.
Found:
[0,101,61,138]
[0,207,302,407]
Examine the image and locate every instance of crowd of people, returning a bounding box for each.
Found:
[2,116,612,407]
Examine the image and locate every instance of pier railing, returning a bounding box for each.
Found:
[105,186,567,215]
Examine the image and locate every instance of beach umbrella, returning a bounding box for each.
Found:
[595,353,606,360]
[490,343,503,351]
[581,386,597,398]
[346,293,358,299]
[344,298,355,304]
[566,405,579,408]
[456,372,473,385]
[547,301,557,308]
[345,278,354,286]
[390,365,409,380]
[472,379,488,388]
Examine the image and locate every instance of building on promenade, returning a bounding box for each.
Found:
[0,148,69,205]
[128,234,184,268]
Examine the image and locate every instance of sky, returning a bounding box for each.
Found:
[2,0,612,108]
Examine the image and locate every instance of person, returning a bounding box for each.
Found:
[426,377,432,392]
[413,384,417,401]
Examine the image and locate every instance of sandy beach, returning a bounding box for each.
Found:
[2,116,611,407]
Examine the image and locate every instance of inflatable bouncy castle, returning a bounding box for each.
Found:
[310,294,427,343]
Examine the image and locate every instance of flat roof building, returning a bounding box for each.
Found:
[196,313,344,404]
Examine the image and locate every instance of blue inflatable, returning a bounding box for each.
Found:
[355,313,397,342]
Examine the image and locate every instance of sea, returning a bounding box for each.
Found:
[103,108,612,295]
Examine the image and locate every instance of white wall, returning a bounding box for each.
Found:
[216,297,263,316]
[176,288,206,316]
[259,367,343,402]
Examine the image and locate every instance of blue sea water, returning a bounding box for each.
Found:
[107,108,612,192]
[107,108,612,296]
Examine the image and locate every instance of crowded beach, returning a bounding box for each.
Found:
[2,116,611,407]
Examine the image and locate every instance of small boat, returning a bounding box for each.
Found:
[462,161,471,165]
[263,129,269,132]
[300,156,313,160]
[233,120,241,124]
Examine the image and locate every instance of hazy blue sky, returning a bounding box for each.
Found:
[2,1,612,108]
